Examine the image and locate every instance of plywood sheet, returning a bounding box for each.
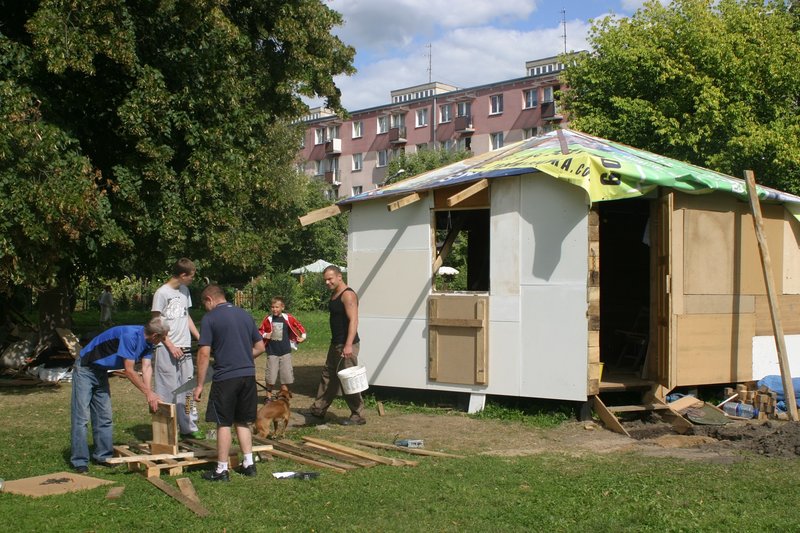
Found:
[752,334,800,380]
[490,177,520,296]
[739,204,784,295]
[675,313,755,385]
[783,211,800,294]
[3,472,113,497]
[754,294,800,336]
[683,295,755,315]
[349,198,431,252]
[684,209,734,295]
[428,295,488,385]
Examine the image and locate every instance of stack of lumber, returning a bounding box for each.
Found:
[253,435,461,473]
[724,384,780,420]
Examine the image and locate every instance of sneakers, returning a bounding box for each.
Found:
[180,430,206,440]
[73,465,89,474]
[340,416,366,426]
[236,464,257,477]
[201,469,230,482]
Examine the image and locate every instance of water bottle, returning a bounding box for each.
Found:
[722,401,758,418]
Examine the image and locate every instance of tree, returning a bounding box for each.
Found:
[560,0,800,193]
[0,1,355,329]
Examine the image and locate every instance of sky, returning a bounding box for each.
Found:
[309,0,660,111]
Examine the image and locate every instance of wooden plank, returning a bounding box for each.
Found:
[387,192,426,212]
[264,447,348,474]
[445,179,488,207]
[105,486,125,500]
[298,204,350,227]
[432,219,464,273]
[607,403,672,413]
[428,317,483,328]
[302,437,418,467]
[300,442,379,467]
[667,396,703,411]
[269,441,359,471]
[745,170,798,421]
[475,299,487,385]
[176,478,200,503]
[151,402,178,453]
[592,396,630,437]
[55,328,82,359]
[377,402,385,416]
[146,477,210,517]
[348,439,463,458]
[428,299,438,380]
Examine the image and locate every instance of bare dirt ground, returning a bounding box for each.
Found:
[285,357,800,463]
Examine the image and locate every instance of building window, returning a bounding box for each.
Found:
[490,132,504,150]
[416,108,428,127]
[523,128,535,139]
[543,86,555,103]
[377,149,388,167]
[457,101,471,117]
[490,94,503,115]
[391,113,406,128]
[391,147,402,160]
[433,209,490,292]
[352,121,362,138]
[352,153,363,171]
[523,89,537,109]
[314,160,324,175]
[314,127,326,145]
[352,185,363,196]
[416,143,428,152]
[299,135,305,148]
[327,125,340,140]
[440,104,452,123]
[377,116,389,134]
[440,139,455,151]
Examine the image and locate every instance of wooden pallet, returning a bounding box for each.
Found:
[111,441,273,478]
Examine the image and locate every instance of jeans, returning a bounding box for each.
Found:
[70,358,114,468]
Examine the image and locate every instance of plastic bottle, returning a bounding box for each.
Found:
[722,401,758,418]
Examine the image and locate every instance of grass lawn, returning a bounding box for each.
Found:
[1,375,800,532]
[3,310,800,531]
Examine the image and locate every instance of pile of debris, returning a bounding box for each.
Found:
[0,325,79,385]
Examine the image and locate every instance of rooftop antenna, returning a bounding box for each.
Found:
[561,8,567,54]
[426,43,432,83]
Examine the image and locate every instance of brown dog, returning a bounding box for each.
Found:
[255,387,292,438]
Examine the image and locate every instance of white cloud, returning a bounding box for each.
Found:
[329,0,540,53]
[329,19,591,110]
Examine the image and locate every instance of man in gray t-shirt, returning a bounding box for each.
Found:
[151,258,201,438]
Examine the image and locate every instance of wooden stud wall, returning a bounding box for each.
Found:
[587,207,601,395]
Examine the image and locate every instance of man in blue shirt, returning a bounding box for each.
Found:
[70,317,169,473]
[194,284,265,481]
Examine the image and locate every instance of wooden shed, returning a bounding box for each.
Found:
[302,130,800,413]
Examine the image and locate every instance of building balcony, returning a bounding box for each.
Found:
[389,126,407,144]
[541,101,562,120]
[324,138,342,154]
[324,170,341,186]
[454,115,474,133]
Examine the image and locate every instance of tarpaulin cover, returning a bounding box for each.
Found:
[341,129,800,218]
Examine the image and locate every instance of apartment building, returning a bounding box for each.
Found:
[299,55,570,199]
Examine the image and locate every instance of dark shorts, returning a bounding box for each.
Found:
[205,376,258,427]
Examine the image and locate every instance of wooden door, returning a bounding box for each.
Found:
[428,295,488,385]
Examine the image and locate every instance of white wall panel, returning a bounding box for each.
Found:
[349,198,431,252]
[349,250,430,319]
[360,317,428,388]
[519,176,588,284]
[490,177,521,296]
[520,284,588,401]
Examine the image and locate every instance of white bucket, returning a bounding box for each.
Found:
[337,365,369,395]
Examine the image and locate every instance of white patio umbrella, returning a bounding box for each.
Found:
[437,266,459,276]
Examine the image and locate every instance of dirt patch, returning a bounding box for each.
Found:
[278,355,800,462]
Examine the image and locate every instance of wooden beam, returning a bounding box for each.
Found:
[387,192,427,212]
[744,170,799,421]
[298,204,350,227]
[445,179,488,207]
[592,395,630,437]
[428,317,483,328]
[347,439,463,458]
[302,437,418,467]
[432,219,464,273]
[176,478,200,503]
[147,477,210,517]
